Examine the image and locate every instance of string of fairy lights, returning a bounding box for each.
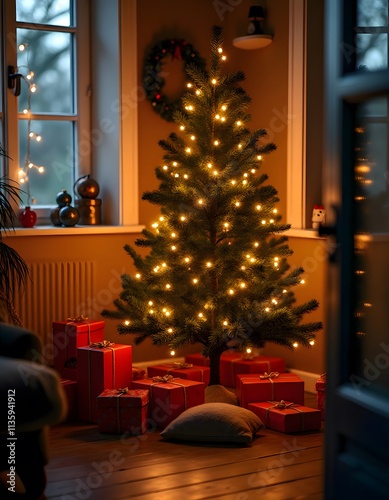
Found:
[123,42,313,355]
[16,42,45,205]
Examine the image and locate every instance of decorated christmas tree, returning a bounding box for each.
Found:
[102,26,322,385]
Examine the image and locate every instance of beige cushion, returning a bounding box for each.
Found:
[160,402,264,444]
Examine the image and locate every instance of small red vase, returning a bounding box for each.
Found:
[19,206,37,228]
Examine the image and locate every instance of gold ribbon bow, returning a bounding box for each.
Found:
[67,314,89,322]
[173,362,193,369]
[259,371,280,379]
[152,375,174,383]
[117,387,129,394]
[90,340,115,348]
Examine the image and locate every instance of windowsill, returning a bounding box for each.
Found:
[6,224,145,237]
[7,226,324,238]
[287,228,326,239]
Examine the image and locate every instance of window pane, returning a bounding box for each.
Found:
[356,34,388,70]
[353,95,389,397]
[359,96,388,116]
[357,0,388,27]
[16,0,72,27]
[19,120,74,205]
[17,29,73,114]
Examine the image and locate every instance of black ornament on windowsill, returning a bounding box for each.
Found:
[50,189,79,227]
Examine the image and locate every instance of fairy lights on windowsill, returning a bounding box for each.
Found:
[17,42,45,206]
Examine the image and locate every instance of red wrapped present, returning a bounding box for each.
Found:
[147,362,210,385]
[132,366,146,381]
[97,387,149,435]
[52,317,105,380]
[184,351,241,368]
[77,341,132,423]
[220,354,286,387]
[248,400,321,433]
[60,379,77,422]
[131,376,205,429]
[184,353,211,366]
[236,372,305,408]
[315,373,326,421]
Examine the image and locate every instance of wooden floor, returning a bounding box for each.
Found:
[44,393,324,500]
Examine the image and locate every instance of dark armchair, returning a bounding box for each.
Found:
[0,322,67,498]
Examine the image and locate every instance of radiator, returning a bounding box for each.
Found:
[13,260,95,362]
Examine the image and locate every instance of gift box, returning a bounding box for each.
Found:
[131,376,205,429]
[60,379,77,422]
[315,373,326,421]
[52,318,105,380]
[184,352,211,366]
[77,342,132,423]
[97,388,149,435]
[132,366,146,381]
[248,401,321,433]
[147,363,210,385]
[236,372,305,408]
[220,354,286,387]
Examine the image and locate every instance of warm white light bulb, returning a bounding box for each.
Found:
[211,78,217,85]
[214,140,219,146]
[293,342,299,348]
[309,340,315,346]
[170,350,176,356]
[124,320,130,326]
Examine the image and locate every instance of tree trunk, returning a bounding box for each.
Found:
[208,350,223,385]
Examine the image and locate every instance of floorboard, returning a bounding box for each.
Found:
[44,392,325,500]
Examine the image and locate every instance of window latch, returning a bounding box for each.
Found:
[8,66,23,97]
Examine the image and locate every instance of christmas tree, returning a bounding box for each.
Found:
[102,26,322,385]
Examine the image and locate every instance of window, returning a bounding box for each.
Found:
[1,0,91,224]
[287,0,324,232]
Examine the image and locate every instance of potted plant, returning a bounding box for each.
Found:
[0,145,29,324]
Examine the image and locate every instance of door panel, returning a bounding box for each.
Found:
[324,1,389,498]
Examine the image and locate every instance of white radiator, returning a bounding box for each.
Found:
[13,260,95,362]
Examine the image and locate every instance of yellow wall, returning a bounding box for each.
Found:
[6,0,327,373]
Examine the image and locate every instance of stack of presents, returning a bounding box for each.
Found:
[52,318,326,436]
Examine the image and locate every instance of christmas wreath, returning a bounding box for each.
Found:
[142,38,206,122]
